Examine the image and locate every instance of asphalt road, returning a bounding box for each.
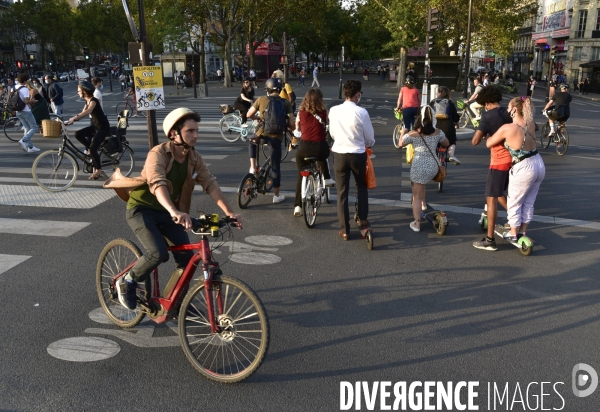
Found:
[1,74,600,411]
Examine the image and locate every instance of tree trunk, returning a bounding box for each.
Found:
[397,47,407,89]
[223,39,232,87]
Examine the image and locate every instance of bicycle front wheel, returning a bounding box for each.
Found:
[178,275,270,383]
[219,114,242,142]
[392,124,402,148]
[540,122,551,149]
[238,173,257,209]
[303,175,317,228]
[555,128,569,156]
[32,150,78,191]
[100,145,135,177]
[458,111,469,128]
[96,238,147,328]
[4,117,22,142]
[116,102,133,117]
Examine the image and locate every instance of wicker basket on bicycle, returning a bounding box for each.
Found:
[42,119,61,138]
[219,104,235,114]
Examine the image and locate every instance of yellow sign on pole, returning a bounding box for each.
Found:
[133,66,165,111]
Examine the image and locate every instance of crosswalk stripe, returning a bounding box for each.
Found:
[0,217,90,236]
[0,254,31,275]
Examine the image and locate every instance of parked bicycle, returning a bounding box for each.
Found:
[116,89,147,118]
[96,214,269,383]
[237,140,274,208]
[31,120,135,191]
[4,114,62,142]
[300,156,331,228]
[540,113,569,156]
[456,99,480,128]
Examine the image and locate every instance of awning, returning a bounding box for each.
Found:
[483,58,495,62]
[580,60,600,68]
[535,39,548,45]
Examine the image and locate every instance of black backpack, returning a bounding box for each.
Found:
[8,86,26,112]
[261,96,287,135]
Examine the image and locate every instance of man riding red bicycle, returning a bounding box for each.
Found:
[107,108,241,310]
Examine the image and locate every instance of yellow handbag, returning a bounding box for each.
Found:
[406,143,414,164]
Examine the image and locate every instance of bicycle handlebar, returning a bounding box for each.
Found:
[170,214,241,235]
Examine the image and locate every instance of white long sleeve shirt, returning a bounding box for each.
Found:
[329,100,375,154]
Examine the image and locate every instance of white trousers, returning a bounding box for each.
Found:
[507,155,545,229]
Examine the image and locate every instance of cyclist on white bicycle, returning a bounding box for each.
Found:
[110,108,241,310]
[542,83,571,137]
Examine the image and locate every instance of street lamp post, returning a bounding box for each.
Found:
[462,0,473,98]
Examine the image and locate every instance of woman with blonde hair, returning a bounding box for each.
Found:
[486,96,544,241]
[293,88,334,217]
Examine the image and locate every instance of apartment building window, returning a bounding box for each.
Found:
[592,47,600,60]
[596,8,600,30]
[574,47,583,60]
[576,10,588,38]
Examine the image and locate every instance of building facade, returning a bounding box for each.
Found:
[567,0,600,92]
[532,0,573,81]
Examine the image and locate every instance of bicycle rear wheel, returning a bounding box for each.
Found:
[4,117,22,142]
[262,129,291,161]
[555,128,569,156]
[392,124,402,148]
[96,238,147,328]
[179,275,270,383]
[540,122,551,149]
[303,175,317,228]
[100,145,135,177]
[116,102,133,118]
[32,150,78,191]
[237,173,257,209]
[219,114,242,142]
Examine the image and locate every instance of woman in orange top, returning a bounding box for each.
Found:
[395,75,420,141]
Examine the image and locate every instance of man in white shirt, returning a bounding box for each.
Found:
[329,80,375,240]
[466,78,484,119]
[311,66,320,88]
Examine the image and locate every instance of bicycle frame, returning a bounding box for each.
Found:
[112,234,223,328]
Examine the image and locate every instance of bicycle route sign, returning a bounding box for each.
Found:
[132,66,166,111]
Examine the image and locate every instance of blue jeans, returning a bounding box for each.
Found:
[126,206,193,283]
[249,135,282,188]
[15,110,38,147]
[51,102,63,118]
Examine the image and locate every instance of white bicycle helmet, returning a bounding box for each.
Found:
[162,108,198,137]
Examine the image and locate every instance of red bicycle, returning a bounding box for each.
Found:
[95,214,270,383]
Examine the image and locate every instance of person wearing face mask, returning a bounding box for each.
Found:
[471,85,513,251]
[329,80,375,241]
[45,75,64,117]
[68,81,110,180]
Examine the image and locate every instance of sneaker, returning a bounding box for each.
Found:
[502,232,518,242]
[26,146,40,153]
[472,237,497,251]
[273,194,285,203]
[323,178,335,187]
[448,156,461,165]
[249,167,256,175]
[294,206,302,216]
[17,139,27,152]
[116,275,137,310]
[409,221,420,232]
